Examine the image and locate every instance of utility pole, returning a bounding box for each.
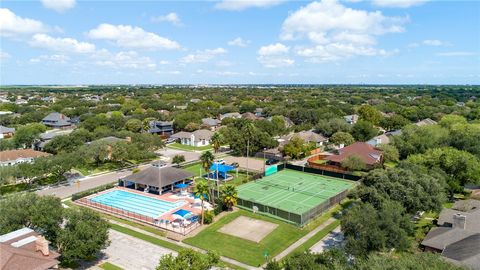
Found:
[246,137,250,179]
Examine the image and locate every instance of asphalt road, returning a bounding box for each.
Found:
[35,165,146,199]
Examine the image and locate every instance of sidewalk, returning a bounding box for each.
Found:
[108,219,259,270]
[271,217,337,261]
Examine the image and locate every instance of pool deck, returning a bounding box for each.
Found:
[78,187,203,235]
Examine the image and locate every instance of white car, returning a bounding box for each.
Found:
[214,159,225,164]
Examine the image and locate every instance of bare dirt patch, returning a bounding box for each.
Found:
[218,216,278,243]
[224,156,265,172]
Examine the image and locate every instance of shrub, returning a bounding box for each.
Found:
[203,210,215,224]
[71,183,115,201]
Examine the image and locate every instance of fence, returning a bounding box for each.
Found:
[76,198,200,236]
[285,163,361,181]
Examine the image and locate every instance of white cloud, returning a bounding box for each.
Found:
[257,43,294,68]
[0,51,11,59]
[373,0,429,8]
[151,12,182,26]
[29,34,96,53]
[0,8,48,37]
[30,54,70,64]
[228,37,250,47]
[92,50,156,70]
[180,48,227,63]
[41,0,76,12]
[436,51,476,57]
[215,0,285,11]
[280,0,405,62]
[87,24,180,50]
[216,60,233,67]
[422,39,449,46]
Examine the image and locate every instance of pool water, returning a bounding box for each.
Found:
[91,190,185,218]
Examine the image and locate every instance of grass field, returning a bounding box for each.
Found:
[99,262,124,270]
[238,170,354,216]
[168,142,213,151]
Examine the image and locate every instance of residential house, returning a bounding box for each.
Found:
[267,115,295,128]
[34,129,74,151]
[148,120,174,136]
[41,112,74,128]
[0,149,50,166]
[415,118,437,126]
[202,118,221,130]
[367,134,391,147]
[325,142,383,169]
[422,199,480,270]
[281,130,328,147]
[254,108,264,117]
[219,112,241,121]
[0,227,60,270]
[171,129,214,147]
[0,125,15,139]
[241,112,262,121]
[344,114,359,125]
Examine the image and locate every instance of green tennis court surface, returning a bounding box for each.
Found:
[238,169,354,215]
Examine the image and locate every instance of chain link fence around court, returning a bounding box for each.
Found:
[237,163,352,226]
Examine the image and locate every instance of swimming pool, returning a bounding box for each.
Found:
[90,190,185,218]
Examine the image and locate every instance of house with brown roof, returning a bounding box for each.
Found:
[325,142,383,169]
[280,130,328,147]
[0,227,60,270]
[422,199,480,270]
[415,118,437,127]
[0,125,15,139]
[0,149,50,166]
[170,129,214,147]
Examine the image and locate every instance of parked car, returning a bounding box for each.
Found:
[266,159,278,165]
[214,159,225,164]
[165,138,176,144]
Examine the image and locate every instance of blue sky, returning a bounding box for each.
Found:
[0,0,479,85]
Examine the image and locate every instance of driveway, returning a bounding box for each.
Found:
[309,226,344,253]
[156,148,200,164]
[101,229,176,270]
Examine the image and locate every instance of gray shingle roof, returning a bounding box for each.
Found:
[0,125,15,134]
[122,166,193,188]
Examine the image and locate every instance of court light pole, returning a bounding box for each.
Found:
[263,147,266,174]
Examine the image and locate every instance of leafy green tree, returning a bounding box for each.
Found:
[449,123,480,158]
[172,154,186,166]
[355,252,466,270]
[351,120,378,142]
[0,193,63,242]
[330,132,355,146]
[124,118,143,132]
[376,144,399,163]
[44,135,84,154]
[56,208,110,265]
[220,120,277,156]
[200,151,215,175]
[282,136,307,160]
[156,249,220,270]
[358,105,382,125]
[379,114,410,131]
[173,111,202,130]
[439,114,467,129]
[356,166,446,213]
[220,184,238,211]
[193,180,210,225]
[13,123,46,148]
[341,154,366,171]
[392,124,449,158]
[407,147,480,186]
[284,251,321,270]
[341,201,413,257]
[239,100,257,113]
[315,118,351,137]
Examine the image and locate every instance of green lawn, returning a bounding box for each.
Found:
[100,262,124,270]
[414,211,438,242]
[183,205,345,267]
[168,143,213,151]
[75,162,126,176]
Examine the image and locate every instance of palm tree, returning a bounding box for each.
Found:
[193,180,209,224]
[200,150,215,201]
[211,132,222,153]
[142,117,156,133]
[221,184,238,211]
[200,151,215,176]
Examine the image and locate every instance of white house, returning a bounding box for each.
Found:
[171,129,214,147]
[0,149,50,166]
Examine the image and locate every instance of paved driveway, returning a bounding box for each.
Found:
[156,148,200,164]
[309,227,344,253]
[101,230,176,270]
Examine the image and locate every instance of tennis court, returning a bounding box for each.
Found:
[237,169,354,225]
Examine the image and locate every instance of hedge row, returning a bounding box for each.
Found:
[71,183,116,201]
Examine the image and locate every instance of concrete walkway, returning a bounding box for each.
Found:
[272,217,337,261]
[108,219,258,270]
[309,225,343,253]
